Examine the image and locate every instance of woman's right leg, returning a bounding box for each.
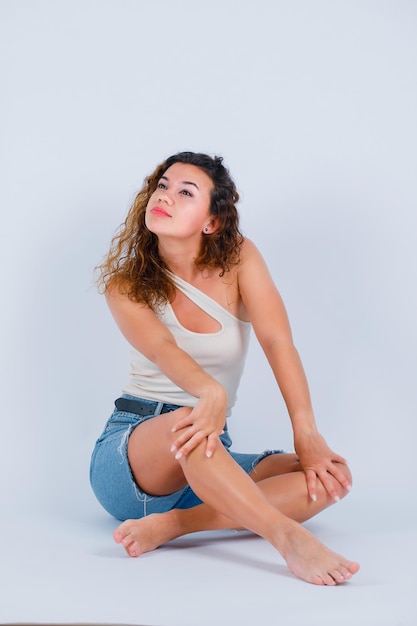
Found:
[115,454,349,553]
[117,408,359,585]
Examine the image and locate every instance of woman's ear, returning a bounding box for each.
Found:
[203,217,220,234]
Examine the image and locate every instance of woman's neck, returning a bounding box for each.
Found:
[158,239,203,282]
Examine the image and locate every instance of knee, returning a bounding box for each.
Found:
[333,462,353,501]
[340,462,353,494]
[315,462,352,505]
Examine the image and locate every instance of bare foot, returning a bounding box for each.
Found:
[113,512,178,557]
[278,521,360,585]
[113,511,360,586]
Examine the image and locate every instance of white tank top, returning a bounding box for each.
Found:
[123,274,251,416]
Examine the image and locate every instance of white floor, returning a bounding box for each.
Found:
[1,487,415,626]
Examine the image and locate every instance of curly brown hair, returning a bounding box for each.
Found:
[96,151,243,309]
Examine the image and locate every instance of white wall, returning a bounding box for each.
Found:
[1,0,416,515]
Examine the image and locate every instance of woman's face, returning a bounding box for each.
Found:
[145,162,216,240]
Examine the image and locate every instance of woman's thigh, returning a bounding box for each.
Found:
[90,398,300,521]
[127,406,191,496]
[90,403,200,520]
[249,452,302,482]
[129,414,299,497]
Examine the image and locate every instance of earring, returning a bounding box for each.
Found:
[204,227,209,233]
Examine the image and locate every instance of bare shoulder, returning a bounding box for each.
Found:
[105,283,153,321]
[238,237,275,288]
[238,238,291,342]
[239,237,264,262]
[105,284,175,359]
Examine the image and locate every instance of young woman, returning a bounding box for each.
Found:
[90,151,359,585]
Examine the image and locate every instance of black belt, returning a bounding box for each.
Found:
[114,397,174,416]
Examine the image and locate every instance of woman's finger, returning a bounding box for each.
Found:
[205,432,221,458]
[173,430,207,459]
[170,427,195,453]
[305,469,318,502]
[171,414,194,433]
[332,453,348,465]
[317,470,341,502]
[327,461,352,491]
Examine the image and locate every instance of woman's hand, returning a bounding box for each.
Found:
[294,430,351,502]
[170,386,228,460]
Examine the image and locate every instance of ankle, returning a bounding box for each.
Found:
[166,508,184,537]
[266,515,300,555]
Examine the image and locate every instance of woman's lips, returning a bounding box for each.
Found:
[151,207,171,217]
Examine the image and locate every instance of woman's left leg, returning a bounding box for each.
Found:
[115,452,351,555]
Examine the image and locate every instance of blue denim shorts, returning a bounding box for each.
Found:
[90,394,283,521]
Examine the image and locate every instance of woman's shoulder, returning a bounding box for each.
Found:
[238,237,267,268]
[237,237,275,293]
[105,280,154,315]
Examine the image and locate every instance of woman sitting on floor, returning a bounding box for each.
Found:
[90,151,359,586]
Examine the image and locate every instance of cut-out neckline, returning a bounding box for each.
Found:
[167,273,249,335]
[168,298,222,334]
[169,284,222,334]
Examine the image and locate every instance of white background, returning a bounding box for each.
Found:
[1,1,416,624]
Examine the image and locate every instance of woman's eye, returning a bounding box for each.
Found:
[157,182,167,189]
[180,189,192,196]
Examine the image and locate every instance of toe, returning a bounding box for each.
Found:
[127,543,139,557]
[320,572,337,586]
[341,560,360,576]
[121,534,140,557]
[122,534,134,548]
[338,564,352,579]
[113,520,131,543]
[113,529,124,543]
[329,568,346,584]
[348,561,360,575]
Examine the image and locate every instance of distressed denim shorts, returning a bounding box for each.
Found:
[90,394,283,521]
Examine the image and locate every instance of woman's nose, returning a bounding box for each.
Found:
[158,189,174,205]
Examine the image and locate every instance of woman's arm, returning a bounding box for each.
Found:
[106,287,227,457]
[238,239,351,500]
